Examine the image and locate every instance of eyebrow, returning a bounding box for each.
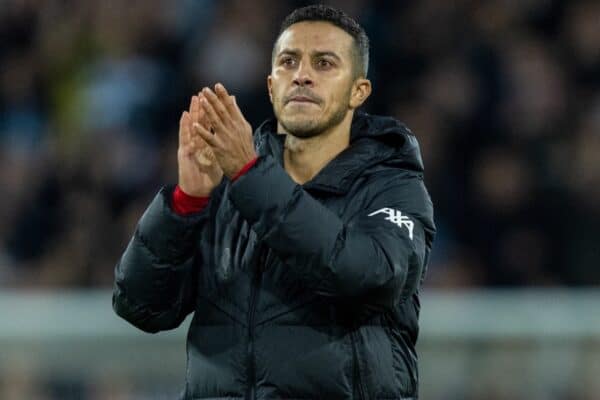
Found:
[277,48,342,62]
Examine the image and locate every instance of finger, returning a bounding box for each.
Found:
[230,95,249,131]
[183,140,197,157]
[196,100,213,131]
[191,122,209,144]
[199,94,227,133]
[193,120,220,148]
[230,95,243,119]
[215,83,238,118]
[202,87,231,125]
[184,120,202,156]
[179,112,186,144]
[190,96,200,124]
[179,111,191,146]
[185,131,210,157]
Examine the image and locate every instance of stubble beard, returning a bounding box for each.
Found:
[275,91,351,139]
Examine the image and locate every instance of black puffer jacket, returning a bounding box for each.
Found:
[113,111,436,400]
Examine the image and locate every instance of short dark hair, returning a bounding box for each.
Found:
[273,4,370,78]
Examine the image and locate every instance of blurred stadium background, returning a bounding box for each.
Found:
[1,0,599,399]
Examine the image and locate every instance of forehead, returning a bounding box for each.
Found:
[275,21,354,58]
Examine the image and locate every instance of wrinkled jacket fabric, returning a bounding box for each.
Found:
[112,111,436,400]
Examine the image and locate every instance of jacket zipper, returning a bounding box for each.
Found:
[246,246,267,400]
[350,329,367,400]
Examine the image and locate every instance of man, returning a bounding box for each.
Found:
[113,4,435,400]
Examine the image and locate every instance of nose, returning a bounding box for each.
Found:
[292,61,313,87]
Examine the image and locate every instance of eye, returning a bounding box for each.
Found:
[316,59,333,69]
[281,57,296,67]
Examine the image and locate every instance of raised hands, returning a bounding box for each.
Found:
[178,93,224,197]
[193,83,258,180]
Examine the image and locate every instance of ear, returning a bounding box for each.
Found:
[267,75,273,104]
[349,78,372,109]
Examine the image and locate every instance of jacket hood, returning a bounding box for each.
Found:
[253,111,425,194]
[255,111,424,172]
[349,110,424,172]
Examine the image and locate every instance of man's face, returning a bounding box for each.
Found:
[268,21,357,138]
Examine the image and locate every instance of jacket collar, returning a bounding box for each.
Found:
[253,111,424,195]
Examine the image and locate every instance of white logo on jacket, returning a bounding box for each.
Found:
[368,208,414,240]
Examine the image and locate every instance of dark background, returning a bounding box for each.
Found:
[2,0,598,289]
[1,1,599,399]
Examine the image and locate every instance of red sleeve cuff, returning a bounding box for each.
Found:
[231,156,259,182]
[172,185,210,215]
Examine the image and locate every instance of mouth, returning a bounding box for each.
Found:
[287,96,319,105]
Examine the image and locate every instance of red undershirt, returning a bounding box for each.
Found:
[172,156,258,215]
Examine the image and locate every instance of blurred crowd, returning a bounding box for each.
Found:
[2,1,600,399]
[1,0,599,290]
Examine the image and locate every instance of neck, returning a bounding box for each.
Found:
[280,111,354,184]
